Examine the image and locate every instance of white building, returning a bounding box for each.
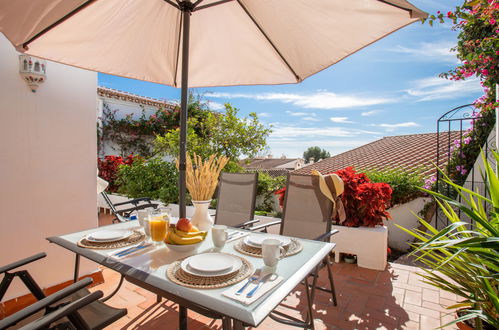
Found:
[97,87,176,157]
[0,34,99,301]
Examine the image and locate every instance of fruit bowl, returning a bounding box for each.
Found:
[164,218,207,252]
[164,241,204,253]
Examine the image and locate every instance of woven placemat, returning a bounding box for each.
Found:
[167,254,253,289]
[77,230,145,249]
[234,238,303,258]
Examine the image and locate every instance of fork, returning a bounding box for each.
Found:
[235,269,261,295]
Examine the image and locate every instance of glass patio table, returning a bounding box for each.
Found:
[47,221,335,329]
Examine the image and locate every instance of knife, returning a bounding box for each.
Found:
[246,273,274,298]
[115,243,152,257]
[112,242,146,257]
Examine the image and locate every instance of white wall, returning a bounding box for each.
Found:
[98,98,159,157]
[384,197,430,252]
[0,34,98,300]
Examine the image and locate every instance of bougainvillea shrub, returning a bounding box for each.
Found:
[274,167,392,227]
[334,167,392,227]
[97,155,139,192]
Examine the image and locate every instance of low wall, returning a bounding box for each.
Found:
[384,197,430,252]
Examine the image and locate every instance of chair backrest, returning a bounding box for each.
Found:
[100,192,126,222]
[280,174,333,240]
[215,172,258,227]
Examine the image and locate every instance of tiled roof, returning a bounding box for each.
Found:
[293,132,461,178]
[97,87,176,109]
[240,158,301,169]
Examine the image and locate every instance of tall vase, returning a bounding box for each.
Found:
[191,200,214,231]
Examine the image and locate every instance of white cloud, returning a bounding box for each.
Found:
[207,100,224,110]
[285,111,312,117]
[270,125,379,139]
[361,110,381,117]
[372,121,419,132]
[302,116,320,121]
[330,117,354,124]
[205,91,395,110]
[388,41,458,63]
[406,77,482,102]
[258,112,271,118]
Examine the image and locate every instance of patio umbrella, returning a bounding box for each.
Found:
[0,0,427,220]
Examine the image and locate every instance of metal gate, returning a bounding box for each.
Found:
[435,104,496,229]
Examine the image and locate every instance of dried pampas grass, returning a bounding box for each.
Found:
[177,153,229,201]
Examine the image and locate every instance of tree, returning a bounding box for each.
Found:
[303,146,330,163]
[154,102,271,162]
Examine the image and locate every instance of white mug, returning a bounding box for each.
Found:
[262,239,286,267]
[212,225,228,248]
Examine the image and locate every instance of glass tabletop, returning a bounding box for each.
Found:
[48,221,334,326]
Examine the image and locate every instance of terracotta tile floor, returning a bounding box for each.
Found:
[91,260,459,330]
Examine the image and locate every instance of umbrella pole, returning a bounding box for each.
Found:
[178,2,193,220]
[178,3,193,330]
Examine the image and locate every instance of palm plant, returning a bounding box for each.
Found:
[397,151,499,329]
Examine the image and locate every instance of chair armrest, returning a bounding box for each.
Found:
[0,278,93,329]
[233,219,260,228]
[0,253,46,274]
[314,229,339,242]
[250,220,282,232]
[18,290,104,330]
[114,197,153,207]
[116,203,159,215]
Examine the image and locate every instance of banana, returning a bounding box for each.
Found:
[173,228,207,238]
[164,232,175,245]
[189,225,200,232]
[169,230,205,245]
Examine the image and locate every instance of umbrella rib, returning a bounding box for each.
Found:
[173,9,183,87]
[164,0,180,10]
[376,0,414,16]
[235,0,300,82]
[193,0,233,12]
[22,0,97,50]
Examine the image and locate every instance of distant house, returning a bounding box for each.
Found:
[240,156,305,176]
[293,132,460,179]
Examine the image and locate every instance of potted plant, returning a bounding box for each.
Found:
[398,151,499,329]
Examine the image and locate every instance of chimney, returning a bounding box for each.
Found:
[309,157,315,164]
[267,154,273,159]
[280,154,286,159]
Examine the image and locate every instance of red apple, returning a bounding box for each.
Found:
[176,218,193,232]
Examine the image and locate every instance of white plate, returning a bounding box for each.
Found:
[245,234,291,248]
[187,253,237,273]
[86,229,133,242]
[181,255,242,277]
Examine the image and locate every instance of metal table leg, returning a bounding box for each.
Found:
[222,317,232,330]
[179,305,188,330]
[233,320,245,330]
[73,254,80,283]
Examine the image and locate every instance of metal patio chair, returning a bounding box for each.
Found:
[214,172,260,229]
[252,173,339,328]
[100,191,159,223]
[0,253,126,330]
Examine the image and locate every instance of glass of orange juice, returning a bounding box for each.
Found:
[149,210,167,245]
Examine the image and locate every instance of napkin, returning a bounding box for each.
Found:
[222,275,283,305]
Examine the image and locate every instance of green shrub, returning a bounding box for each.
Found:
[116,158,178,204]
[256,172,286,212]
[363,169,424,206]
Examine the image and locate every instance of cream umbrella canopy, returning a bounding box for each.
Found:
[0,0,426,220]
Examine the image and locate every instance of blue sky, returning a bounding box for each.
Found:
[99,0,483,159]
